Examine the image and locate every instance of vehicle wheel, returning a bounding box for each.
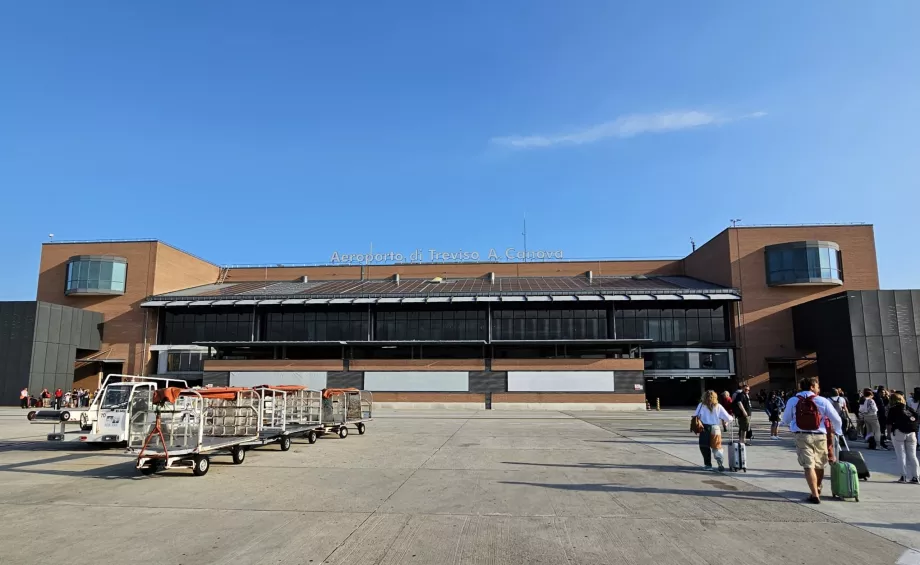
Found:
[232,446,246,464]
[338,426,348,439]
[280,436,292,451]
[307,430,317,444]
[139,466,156,476]
[60,411,71,421]
[357,423,366,435]
[27,411,36,421]
[193,455,210,476]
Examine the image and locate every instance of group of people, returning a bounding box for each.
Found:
[19,387,94,409]
[694,377,920,504]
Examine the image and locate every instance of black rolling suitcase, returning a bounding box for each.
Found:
[838,441,870,481]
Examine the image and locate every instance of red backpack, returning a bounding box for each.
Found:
[795,394,821,431]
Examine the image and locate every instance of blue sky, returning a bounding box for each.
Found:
[1,1,917,299]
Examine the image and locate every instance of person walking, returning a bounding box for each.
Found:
[781,377,843,504]
[876,386,891,448]
[908,388,920,413]
[53,388,63,409]
[20,388,29,409]
[859,389,883,450]
[766,390,785,439]
[732,385,753,445]
[719,391,734,432]
[887,392,920,483]
[694,390,734,472]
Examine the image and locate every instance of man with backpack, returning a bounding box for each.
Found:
[781,377,843,504]
[766,391,785,439]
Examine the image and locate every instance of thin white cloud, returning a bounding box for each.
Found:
[490,110,766,149]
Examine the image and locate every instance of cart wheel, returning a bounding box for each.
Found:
[139,466,156,476]
[193,455,210,476]
[232,446,246,464]
[855,497,859,502]
[357,423,366,435]
[60,411,71,422]
[307,430,317,444]
[280,436,292,451]
[338,426,349,439]
[27,411,36,421]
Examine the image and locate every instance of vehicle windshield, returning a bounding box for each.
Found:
[100,386,132,410]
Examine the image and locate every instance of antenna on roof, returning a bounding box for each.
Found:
[730,219,742,227]
[690,237,696,252]
[48,233,54,242]
[522,213,527,263]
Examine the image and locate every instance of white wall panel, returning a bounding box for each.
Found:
[229,371,327,390]
[364,371,469,392]
[507,371,615,392]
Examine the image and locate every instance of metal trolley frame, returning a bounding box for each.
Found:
[129,388,260,477]
[251,385,323,449]
[315,389,373,439]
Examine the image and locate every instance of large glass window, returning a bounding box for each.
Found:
[615,304,729,343]
[162,310,254,344]
[65,256,127,295]
[266,309,368,341]
[765,242,843,286]
[491,308,607,340]
[378,308,486,341]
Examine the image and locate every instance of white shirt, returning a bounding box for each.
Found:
[859,398,878,416]
[781,391,843,433]
[830,395,847,412]
[695,403,733,425]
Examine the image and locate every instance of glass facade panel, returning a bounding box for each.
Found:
[65,257,127,294]
[492,308,606,341]
[162,310,255,344]
[614,304,730,343]
[765,243,842,286]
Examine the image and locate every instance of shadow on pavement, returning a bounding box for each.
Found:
[0,452,139,480]
[499,480,788,502]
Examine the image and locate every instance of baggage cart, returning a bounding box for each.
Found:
[251,385,323,449]
[315,389,373,439]
[129,387,260,477]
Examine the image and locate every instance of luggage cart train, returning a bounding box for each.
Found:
[128,386,372,476]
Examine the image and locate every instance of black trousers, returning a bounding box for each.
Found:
[699,425,713,466]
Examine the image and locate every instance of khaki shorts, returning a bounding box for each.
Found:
[794,433,828,469]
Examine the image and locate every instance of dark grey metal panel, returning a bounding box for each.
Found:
[469,371,507,393]
[60,307,73,346]
[614,370,644,394]
[80,311,103,350]
[34,302,51,344]
[866,336,886,372]
[895,291,915,336]
[30,341,47,374]
[869,372,889,389]
[883,335,903,373]
[855,372,871,391]
[848,292,866,337]
[887,373,906,393]
[70,308,82,346]
[852,337,869,373]
[203,372,230,387]
[913,291,920,338]
[862,292,882,336]
[43,342,59,375]
[878,292,899,337]
[327,371,364,389]
[905,373,920,395]
[47,304,62,344]
[901,335,920,374]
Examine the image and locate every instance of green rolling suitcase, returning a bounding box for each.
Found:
[830,437,860,502]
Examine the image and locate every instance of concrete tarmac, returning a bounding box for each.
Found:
[0,407,917,564]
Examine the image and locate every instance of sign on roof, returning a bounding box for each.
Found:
[329,248,564,264]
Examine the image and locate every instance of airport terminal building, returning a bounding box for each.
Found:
[4,224,912,409]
